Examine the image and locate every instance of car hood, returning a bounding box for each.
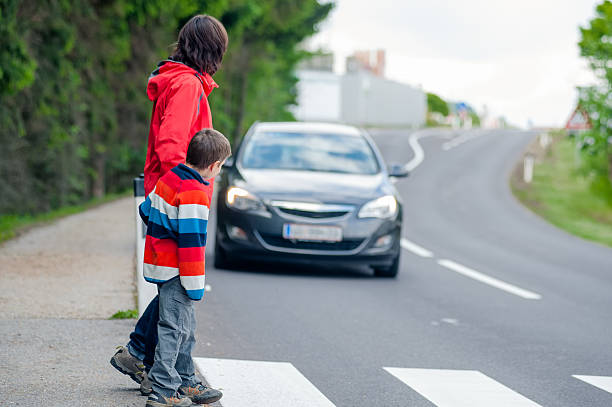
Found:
[234,169,391,205]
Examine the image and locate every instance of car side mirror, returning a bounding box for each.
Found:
[223,157,234,168]
[388,163,410,178]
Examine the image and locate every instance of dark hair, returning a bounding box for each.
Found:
[186,129,231,170]
[171,15,228,75]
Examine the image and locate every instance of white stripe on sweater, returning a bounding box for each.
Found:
[144,263,179,280]
[178,204,209,220]
[180,275,206,291]
[149,190,178,220]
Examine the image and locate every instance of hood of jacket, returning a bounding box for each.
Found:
[147,60,218,102]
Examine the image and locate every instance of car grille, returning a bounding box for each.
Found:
[270,201,354,220]
[258,233,364,251]
[277,208,350,218]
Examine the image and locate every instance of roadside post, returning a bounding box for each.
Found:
[523,154,534,183]
[133,174,157,317]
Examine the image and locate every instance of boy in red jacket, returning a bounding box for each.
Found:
[111,14,228,404]
[141,129,231,407]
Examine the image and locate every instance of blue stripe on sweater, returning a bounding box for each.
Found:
[148,206,178,232]
[178,232,207,248]
[147,223,177,241]
[186,288,204,300]
[139,198,152,225]
[178,218,208,234]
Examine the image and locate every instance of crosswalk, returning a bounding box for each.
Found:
[193,357,612,407]
[384,368,541,407]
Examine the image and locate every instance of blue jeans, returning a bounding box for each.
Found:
[148,277,199,396]
[127,295,159,371]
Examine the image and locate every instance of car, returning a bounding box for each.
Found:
[214,121,408,277]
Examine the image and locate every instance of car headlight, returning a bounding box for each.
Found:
[358,195,397,219]
[226,187,266,211]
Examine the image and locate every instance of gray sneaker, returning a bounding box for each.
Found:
[110,346,146,384]
[140,371,153,396]
[178,383,223,405]
[146,391,193,406]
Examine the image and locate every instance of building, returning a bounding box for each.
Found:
[346,50,386,77]
[292,51,426,127]
[340,71,426,127]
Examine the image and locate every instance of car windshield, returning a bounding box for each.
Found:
[240,131,380,175]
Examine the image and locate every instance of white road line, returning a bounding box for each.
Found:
[384,368,542,407]
[400,238,434,258]
[404,131,437,172]
[437,259,542,300]
[573,375,612,394]
[193,358,336,407]
[441,130,487,151]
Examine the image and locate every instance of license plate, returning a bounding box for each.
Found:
[282,223,342,242]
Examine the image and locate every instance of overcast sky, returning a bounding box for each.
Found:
[308,0,601,127]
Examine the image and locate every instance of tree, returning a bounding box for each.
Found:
[0,0,333,215]
[426,92,449,116]
[578,0,612,183]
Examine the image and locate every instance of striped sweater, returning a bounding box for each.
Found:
[139,163,210,300]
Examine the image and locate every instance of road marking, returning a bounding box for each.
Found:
[400,238,434,258]
[193,358,336,407]
[384,368,542,407]
[404,130,445,172]
[573,375,612,394]
[442,130,487,151]
[437,259,542,300]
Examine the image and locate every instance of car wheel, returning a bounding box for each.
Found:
[213,237,233,270]
[373,253,400,278]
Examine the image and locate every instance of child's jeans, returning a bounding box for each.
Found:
[148,277,199,397]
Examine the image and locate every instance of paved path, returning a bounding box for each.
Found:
[0,197,145,406]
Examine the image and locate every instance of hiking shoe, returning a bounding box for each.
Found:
[140,371,153,396]
[146,391,193,406]
[179,383,223,405]
[110,346,146,384]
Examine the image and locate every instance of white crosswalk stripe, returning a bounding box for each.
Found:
[573,375,612,394]
[383,367,542,407]
[192,357,607,406]
[193,357,336,407]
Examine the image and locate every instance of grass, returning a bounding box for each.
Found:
[511,133,612,247]
[110,309,139,319]
[0,190,130,244]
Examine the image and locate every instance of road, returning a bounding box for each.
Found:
[192,128,612,407]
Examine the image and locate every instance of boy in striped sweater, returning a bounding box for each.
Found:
[139,129,231,407]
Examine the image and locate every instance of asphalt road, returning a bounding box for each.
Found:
[193,128,612,407]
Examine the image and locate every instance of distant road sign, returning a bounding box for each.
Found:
[566,106,592,130]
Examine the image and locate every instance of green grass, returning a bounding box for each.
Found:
[0,190,130,244]
[511,134,612,247]
[109,309,139,319]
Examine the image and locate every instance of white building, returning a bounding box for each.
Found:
[292,69,426,127]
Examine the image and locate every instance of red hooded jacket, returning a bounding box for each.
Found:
[144,60,218,196]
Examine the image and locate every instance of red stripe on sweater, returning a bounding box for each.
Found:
[145,236,178,266]
[178,246,205,262]
[178,260,205,276]
[179,189,210,205]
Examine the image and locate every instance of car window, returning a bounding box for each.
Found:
[240,132,380,175]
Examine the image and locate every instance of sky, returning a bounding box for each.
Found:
[308,0,602,128]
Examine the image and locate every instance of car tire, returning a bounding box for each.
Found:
[373,253,400,278]
[213,237,233,270]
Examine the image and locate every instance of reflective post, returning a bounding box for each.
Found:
[523,154,534,184]
[133,174,157,317]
